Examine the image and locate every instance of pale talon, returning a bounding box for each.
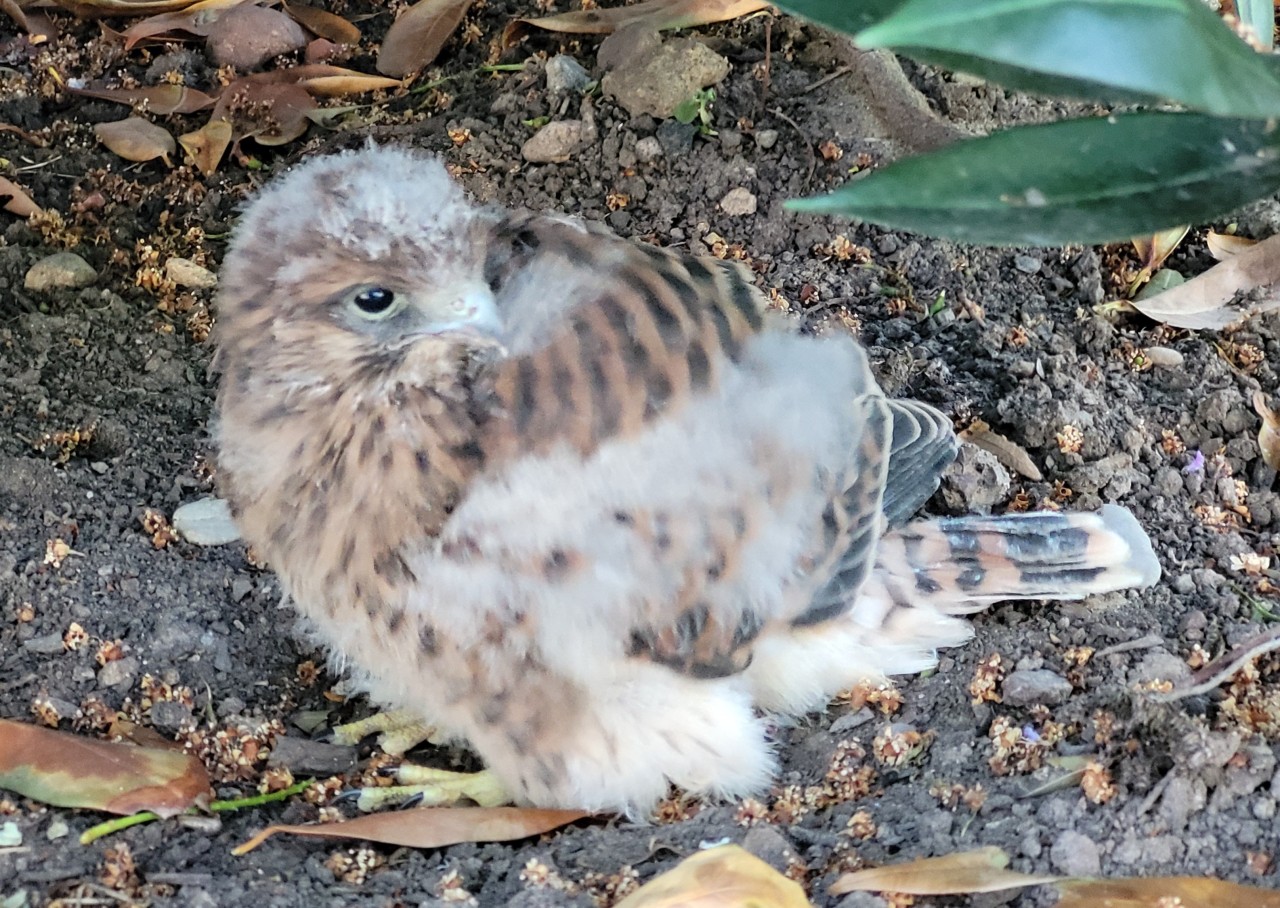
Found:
[353,768,509,812]
[329,710,437,756]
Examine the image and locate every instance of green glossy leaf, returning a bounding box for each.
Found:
[852,0,1280,118]
[769,0,905,37]
[789,112,1280,246]
[1238,0,1274,51]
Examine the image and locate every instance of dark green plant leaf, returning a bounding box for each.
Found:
[845,0,1280,118]
[789,112,1280,246]
[769,0,906,37]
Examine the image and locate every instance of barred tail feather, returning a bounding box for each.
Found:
[877,503,1161,612]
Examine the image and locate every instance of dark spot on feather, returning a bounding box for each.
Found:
[417,624,438,655]
[386,608,405,634]
[687,339,710,389]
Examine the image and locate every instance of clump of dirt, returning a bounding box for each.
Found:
[1,3,1278,906]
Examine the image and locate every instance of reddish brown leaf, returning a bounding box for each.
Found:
[0,176,42,217]
[119,0,246,48]
[1057,877,1280,907]
[616,845,811,908]
[234,806,589,854]
[0,123,47,146]
[283,1,360,44]
[504,0,768,45]
[94,116,176,164]
[0,719,210,818]
[69,83,216,115]
[1,0,29,31]
[211,79,315,145]
[376,0,473,78]
[179,117,233,174]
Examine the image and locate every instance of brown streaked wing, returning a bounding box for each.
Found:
[481,213,763,461]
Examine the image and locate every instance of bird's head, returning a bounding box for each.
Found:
[214,144,504,395]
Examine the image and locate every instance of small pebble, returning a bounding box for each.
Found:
[165,257,217,289]
[635,136,663,163]
[522,120,590,163]
[1001,669,1073,707]
[718,129,742,151]
[544,55,591,94]
[150,699,194,736]
[24,252,97,292]
[45,819,69,841]
[754,128,779,149]
[719,187,757,216]
[1050,830,1101,876]
[0,822,21,847]
[22,633,66,655]
[1013,254,1041,274]
[173,498,242,546]
[655,120,697,156]
[97,655,139,689]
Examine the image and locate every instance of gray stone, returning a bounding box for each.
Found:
[939,444,1012,514]
[1050,830,1100,876]
[97,655,139,689]
[719,187,757,216]
[740,825,797,874]
[602,37,729,118]
[655,120,696,156]
[754,128,779,149]
[24,252,97,292]
[522,116,596,164]
[173,497,242,545]
[1013,254,1041,274]
[545,55,591,94]
[635,136,663,163]
[150,699,194,736]
[268,735,358,776]
[165,257,217,289]
[22,633,66,655]
[1002,669,1073,707]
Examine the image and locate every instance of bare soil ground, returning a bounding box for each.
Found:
[2,5,1279,906]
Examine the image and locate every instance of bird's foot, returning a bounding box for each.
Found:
[350,767,510,812]
[330,709,441,755]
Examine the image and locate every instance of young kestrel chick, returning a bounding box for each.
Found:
[214,145,1161,813]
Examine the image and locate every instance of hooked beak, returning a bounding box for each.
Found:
[427,285,505,349]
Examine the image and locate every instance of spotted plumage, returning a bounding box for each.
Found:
[213,144,1161,812]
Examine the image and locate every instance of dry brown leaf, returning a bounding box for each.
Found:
[44,0,204,17]
[283,0,359,44]
[119,0,247,48]
[300,73,402,96]
[0,123,47,146]
[1131,232,1280,329]
[505,0,768,45]
[0,176,42,217]
[1130,224,1188,286]
[1,0,29,31]
[211,79,315,145]
[1057,877,1280,907]
[829,847,1060,896]
[179,117,233,175]
[94,116,176,164]
[959,419,1043,481]
[69,83,216,114]
[0,718,211,817]
[1254,390,1280,471]
[233,806,588,854]
[377,0,473,78]
[1206,230,1258,261]
[616,845,811,908]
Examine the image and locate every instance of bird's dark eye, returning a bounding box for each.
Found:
[353,287,396,315]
